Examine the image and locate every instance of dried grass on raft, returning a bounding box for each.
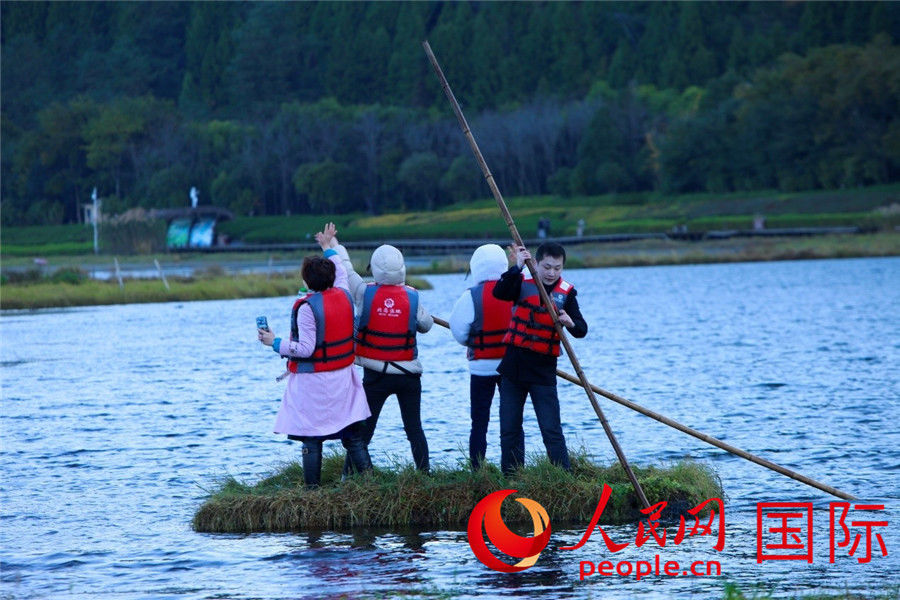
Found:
[193,454,723,534]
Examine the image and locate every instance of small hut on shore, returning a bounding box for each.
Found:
[150,206,234,249]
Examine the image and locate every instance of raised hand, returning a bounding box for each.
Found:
[315,222,338,250]
[328,224,339,248]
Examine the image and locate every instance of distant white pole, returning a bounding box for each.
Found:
[92,187,99,255]
[190,186,199,208]
[154,259,170,291]
[114,257,124,289]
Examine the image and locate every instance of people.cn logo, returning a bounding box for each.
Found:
[383,298,395,309]
[467,489,551,572]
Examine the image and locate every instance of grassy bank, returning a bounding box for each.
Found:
[0,271,301,310]
[566,231,900,268]
[0,268,433,311]
[215,185,900,244]
[192,454,722,533]
[2,233,897,310]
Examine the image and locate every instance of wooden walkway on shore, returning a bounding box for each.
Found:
[196,226,864,255]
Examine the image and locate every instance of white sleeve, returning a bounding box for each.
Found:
[416,301,433,333]
[448,290,474,346]
[335,244,366,309]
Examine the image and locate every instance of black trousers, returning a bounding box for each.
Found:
[469,374,501,470]
[358,368,430,472]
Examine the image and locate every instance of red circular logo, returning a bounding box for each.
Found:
[467,489,551,572]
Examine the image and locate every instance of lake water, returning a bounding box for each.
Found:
[2,257,898,599]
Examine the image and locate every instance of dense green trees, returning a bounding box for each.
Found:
[1,1,898,226]
[660,35,900,193]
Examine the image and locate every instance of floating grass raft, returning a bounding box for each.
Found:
[193,454,722,534]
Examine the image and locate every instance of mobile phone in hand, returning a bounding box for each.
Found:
[256,316,269,331]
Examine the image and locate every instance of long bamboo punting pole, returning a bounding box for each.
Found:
[423,40,650,509]
[431,316,856,501]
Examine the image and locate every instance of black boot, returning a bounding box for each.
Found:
[343,435,372,476]
[301,440,322,488]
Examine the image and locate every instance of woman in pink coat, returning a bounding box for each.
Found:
[258,223,371,487]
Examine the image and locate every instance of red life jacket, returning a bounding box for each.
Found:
[286,287,356,373]
[355,284,419,361]
[502,277,573,356]
[466,280,513,360]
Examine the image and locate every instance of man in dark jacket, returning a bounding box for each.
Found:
[493,242,587,476]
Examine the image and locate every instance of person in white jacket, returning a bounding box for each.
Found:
[333,241,433,472]
[449,244,514,470]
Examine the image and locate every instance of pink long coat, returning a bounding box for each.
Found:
[273,253,370,437]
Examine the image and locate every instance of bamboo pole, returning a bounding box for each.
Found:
[431,315,856,501]
[423,41,650,509]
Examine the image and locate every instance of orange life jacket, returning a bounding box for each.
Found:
[502,277,573,356]
[466,280,513,360]
[287,287,356,373]
[355,284,419,361]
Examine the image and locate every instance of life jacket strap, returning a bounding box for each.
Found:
[355,326,416,350]
[510,314,557,333]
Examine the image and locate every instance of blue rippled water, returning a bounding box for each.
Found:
[2,257,898,599]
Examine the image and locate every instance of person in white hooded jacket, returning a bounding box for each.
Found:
[449,244,514,470]
[333,241,433,472]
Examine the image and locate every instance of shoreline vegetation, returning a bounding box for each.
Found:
[4,185,900,258]
[2,232,898,310]
[192,454,722,534]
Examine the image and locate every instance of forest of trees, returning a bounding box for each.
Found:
[2,1,898,226]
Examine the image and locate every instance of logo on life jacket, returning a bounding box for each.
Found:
[287,287,355,373]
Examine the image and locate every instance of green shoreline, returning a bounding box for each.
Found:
[2,232,898,310]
